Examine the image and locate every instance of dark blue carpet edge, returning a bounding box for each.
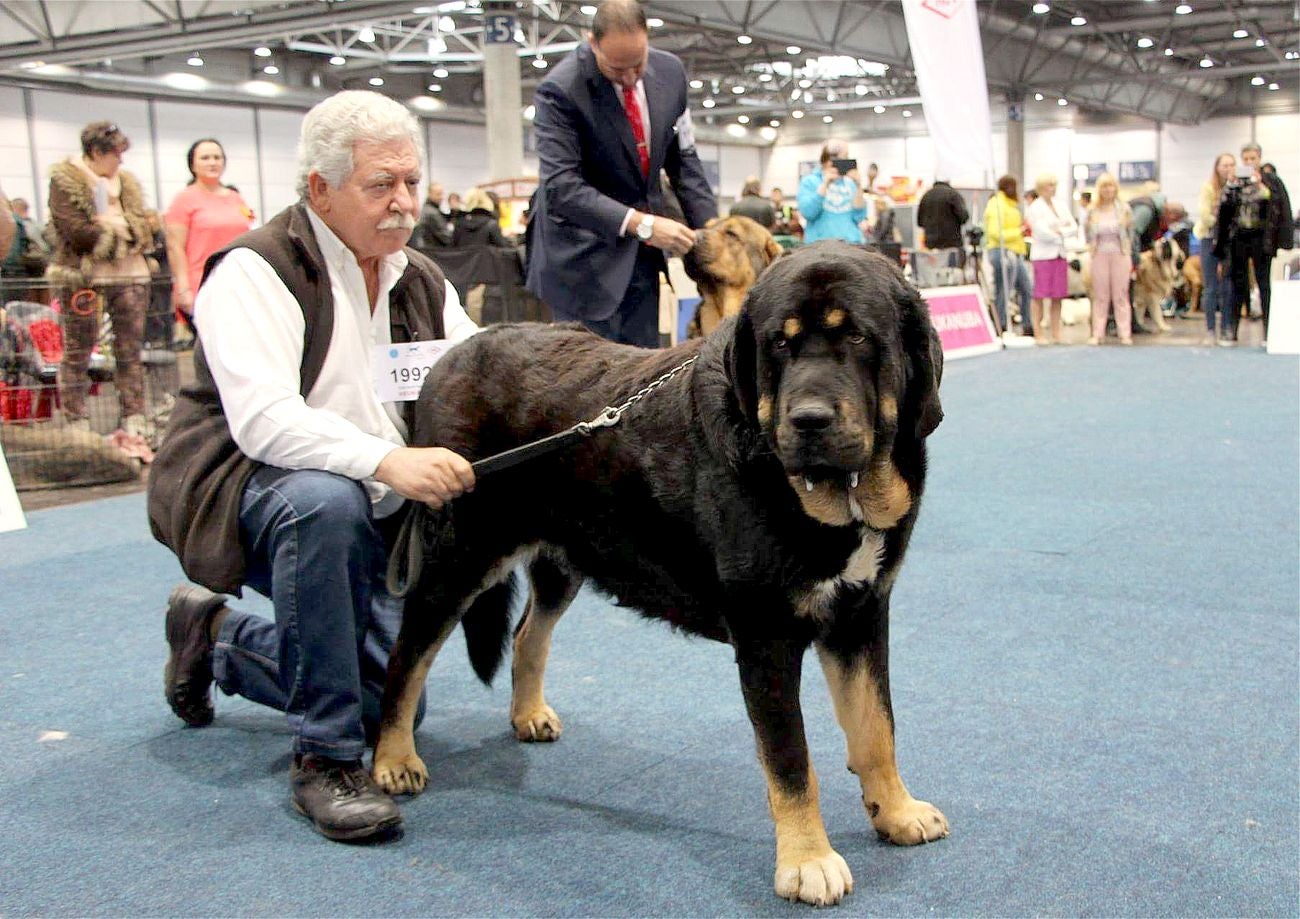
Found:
[0,345,1296,918]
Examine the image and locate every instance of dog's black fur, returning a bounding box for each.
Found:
[376,241,947,905]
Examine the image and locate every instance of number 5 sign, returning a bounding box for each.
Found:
[484,13,515,43]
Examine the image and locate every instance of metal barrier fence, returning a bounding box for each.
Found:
[0,275,185,491]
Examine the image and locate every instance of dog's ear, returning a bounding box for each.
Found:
[900,286,944,439]
[763,234,783,265]
[725,309,760,425]
[705,216,721,230]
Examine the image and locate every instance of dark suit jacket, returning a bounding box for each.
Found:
[525,42,717,321]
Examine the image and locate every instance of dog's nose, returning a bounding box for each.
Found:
[788,402,835,431]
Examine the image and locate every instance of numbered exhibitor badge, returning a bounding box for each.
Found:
[374,340,454,402]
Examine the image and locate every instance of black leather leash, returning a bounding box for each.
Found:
[385,354,698,597]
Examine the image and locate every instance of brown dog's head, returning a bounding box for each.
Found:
[725,241,943,529]
[684,216,782,337]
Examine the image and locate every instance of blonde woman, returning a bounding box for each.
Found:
[1083,173,1133,345]
[1193,153,1236,343]
[1025,172,1077,344]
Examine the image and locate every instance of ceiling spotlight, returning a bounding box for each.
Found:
[823,115,834,123]
[438,15,455,30]
[826,90,837,102]
[1057,97,1068,106]
[358,26,376,42]
[329,55,346,65]
[413,5,434,12]
[690,79,704,89]
[737,35,752,45]
[874,104,886,114]
[854,84,868,96]
[1164,48,1174,56]
[1174,3,1192,13]
[580,4,597,14]
[1268,82,1279,90]
[523,104,535,120]
[738,115,750,124]
[798,79,812,88]
[726,124,747,138]
[1032,2,1049,13]
[791,109,804,119]
[1034,92,1044,101]
[1286,51,1299,60]
[902,109,913,117]
[803,91,813,103]
[786,46,801,55]
[1070,15,1087,26]
[532,56,547,68]
[1251,75,1265,85]
[1137,37,1154,48]
[1233,28,1248,38]
[254,46,272,57]
[646,17,663,27]
[428,83,442,91]
[433,67,449,78]
[769,119,781,127]
[263,64,279,75]
[758,73,773,82]
[187,53,204,67]
[759,126,778,141]
[731,85,745,93]
[702,97,715,108]
[1255,38,1267,47]
[791,87,802,100]
[1199,57,1214,67]
[369,76,384,85]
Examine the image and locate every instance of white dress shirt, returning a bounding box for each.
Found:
[193,207,479,515]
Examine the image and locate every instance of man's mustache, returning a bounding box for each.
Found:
[377,213,417,231]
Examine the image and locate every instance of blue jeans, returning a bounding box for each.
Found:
[1199,244,1234,335]
[211,467,423,760]
[988,248,1033,333]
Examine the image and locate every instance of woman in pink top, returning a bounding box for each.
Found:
[1083,172,1134,345]
[164,138,254,317]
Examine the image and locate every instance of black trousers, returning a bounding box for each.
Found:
[1226,230,1271,336]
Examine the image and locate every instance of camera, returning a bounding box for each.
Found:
[965,226,984,247]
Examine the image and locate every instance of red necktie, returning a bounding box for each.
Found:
[622,84,649,178]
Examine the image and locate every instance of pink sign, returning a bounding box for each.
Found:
[920,285,1000,359]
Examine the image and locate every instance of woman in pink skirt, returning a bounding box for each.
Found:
[1025,173,1078,344]
[1083,173,1134,345]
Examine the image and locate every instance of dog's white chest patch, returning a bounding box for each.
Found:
[798,528,886,619]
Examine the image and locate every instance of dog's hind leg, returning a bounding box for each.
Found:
[372,596,462,796]
[510,550,582,742]
[816,640,949,847]
[735,636,853,907]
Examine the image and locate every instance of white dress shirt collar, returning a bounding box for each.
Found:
[305,205,409,302]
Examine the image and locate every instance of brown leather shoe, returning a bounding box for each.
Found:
[291,754,402,841]
[163,584,226,727]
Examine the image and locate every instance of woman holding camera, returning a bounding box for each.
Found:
[797,140,867,243]
[1214,147,1273,344]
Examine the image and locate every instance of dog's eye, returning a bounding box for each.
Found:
[849,334,866,345]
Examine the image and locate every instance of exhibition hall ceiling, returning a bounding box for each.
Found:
[0,0,1295,136]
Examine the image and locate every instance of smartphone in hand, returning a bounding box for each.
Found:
[831,158,858,176]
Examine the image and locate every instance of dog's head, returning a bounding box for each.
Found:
[684,216,782,334]
[725,241,943,529]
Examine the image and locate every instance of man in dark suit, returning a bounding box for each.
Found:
[525,0,716,347]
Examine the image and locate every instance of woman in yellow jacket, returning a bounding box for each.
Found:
[982,175,1034,337]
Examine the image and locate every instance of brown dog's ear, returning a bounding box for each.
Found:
[900,287,944,438]
[763,235,783,265]
[705,216,721,229]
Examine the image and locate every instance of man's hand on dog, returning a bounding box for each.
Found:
[630,210,696,258]
[375,447,475,508]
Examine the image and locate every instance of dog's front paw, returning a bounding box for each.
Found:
[868,796,949,845]
[774,850,853,907]
[372,748,429,796]
[511,704,562,742]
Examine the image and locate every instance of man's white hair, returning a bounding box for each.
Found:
[295,91,425,198]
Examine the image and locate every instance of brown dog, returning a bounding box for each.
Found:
[1134,237,1185,332]
[683,215,782,337]
[1182,253,1203,315]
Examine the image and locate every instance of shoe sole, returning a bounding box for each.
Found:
[293,800,403,841]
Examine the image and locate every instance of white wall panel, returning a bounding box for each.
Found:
[426,121,492,196]
[256,107,303,219]
[715,143,763,200]
[1070,126,1157,193]
[153,101,259,223]
[0,86,37,212]
[1160,117,1250,217]
[1254,114,1300,191]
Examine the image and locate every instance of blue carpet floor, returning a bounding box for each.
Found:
[1,343,1297,917]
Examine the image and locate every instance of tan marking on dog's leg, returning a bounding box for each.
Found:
[783,316,802,339]
[372,624,455,796]
[788,476,853,526]
[823,307,846,329]
[510,597,564,742]
[764,763,854,906]
[817,649,949,846]
[852,461,912,530]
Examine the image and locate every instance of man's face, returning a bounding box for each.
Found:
[591,28,648,88]
[311,139,421,262]
[1241,148,1261,170]
[428,183,444,206]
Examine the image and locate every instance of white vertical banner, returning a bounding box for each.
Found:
[902,0,996,188]
[0,443,27,533]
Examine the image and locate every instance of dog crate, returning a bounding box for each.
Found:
[0,276,183,491]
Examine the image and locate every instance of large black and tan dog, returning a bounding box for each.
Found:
[374,241,948,907]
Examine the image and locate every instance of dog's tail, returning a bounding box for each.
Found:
[461,572,519,686]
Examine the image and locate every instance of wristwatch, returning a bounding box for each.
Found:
[635,213,655,241]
